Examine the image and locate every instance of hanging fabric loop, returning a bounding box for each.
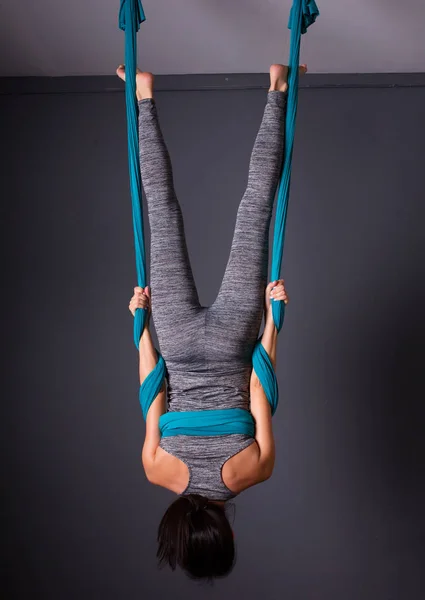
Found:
[119,0,166,418]
[252,0,319,411]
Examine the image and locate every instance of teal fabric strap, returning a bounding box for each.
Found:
[252,0,319,412]
[252,336,279,416]
[139,351,167,420]
[119,0,167,419]
[159,408,255,438]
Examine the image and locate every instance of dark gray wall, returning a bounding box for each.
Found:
[2,77,425,599]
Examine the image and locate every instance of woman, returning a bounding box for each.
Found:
[117,63,306,581]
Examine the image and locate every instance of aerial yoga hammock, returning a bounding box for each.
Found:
[118,0,319,436]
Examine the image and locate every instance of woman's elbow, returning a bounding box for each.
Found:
[263,464,275,481]
[141,450,157,484]
[142,462,158,485]
[258,458,275,482]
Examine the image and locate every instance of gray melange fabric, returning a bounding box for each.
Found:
[138,91,287,500]
[160,434,256,501]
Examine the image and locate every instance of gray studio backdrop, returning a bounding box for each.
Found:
[1,75,425,600]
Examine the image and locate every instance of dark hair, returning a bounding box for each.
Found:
[157,493,236,581]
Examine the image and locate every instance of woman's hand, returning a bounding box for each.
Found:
[264,279,289,318]
[129,286,151,318]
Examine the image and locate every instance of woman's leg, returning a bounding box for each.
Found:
[135,79,200,326]
[211,65,306,347]
[211,91,287,344]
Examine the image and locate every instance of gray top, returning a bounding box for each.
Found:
[159,434,256,501]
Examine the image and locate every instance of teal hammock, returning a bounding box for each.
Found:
[119,0,319,436]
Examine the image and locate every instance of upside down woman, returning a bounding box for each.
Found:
[117,62,306,581]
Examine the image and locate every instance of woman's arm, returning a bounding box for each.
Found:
[250,279,288,480]
[139,326,167,480]
[129,287,167,481]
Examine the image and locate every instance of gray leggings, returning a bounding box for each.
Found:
[138,91,287,412]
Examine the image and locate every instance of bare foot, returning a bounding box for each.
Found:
[116,65,154,101]
[269,63,308,92]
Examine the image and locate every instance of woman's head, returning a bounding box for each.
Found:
[157,493,236,581]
